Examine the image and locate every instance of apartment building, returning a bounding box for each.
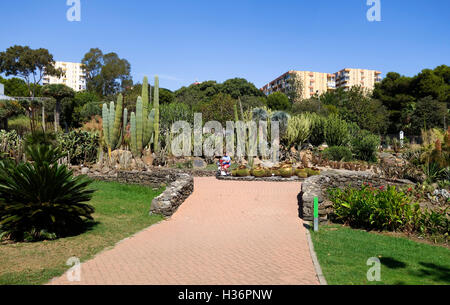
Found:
[334,68,382,90]
[43,61,86,92]
[261,68,381,99]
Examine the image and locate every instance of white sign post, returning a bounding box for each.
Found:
[399,131,404,148]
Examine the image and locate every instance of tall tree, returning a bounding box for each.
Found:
[410,96,447,133]
[81,48,132,96]
[81,48,103,93]
[41,84,75,132]
[0,45,63,98]
[286,72,303,104]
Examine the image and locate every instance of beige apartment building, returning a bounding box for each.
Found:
[261,68,382,99]
[43,61,86,92]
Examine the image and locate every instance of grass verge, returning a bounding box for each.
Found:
[0,181,164,285]
[310,224,450,285]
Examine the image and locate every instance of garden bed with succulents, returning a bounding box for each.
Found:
[222,162,321,180]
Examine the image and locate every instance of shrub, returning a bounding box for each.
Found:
[328,185,421,232]
[322,146,353,162]
[7,115,31,136]
[328,184,449,236]
[283,114,311,149]
[351,129,380,162]
[0,145,95,242]
[267,92,291,111]
[24,130,57,155]
[57,130,99,165]
[309,114,326,146]
[0,130,22,162]
[324,114,349,146]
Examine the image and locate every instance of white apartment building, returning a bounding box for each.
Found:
[262,68,382,99]
[43,61,86,91]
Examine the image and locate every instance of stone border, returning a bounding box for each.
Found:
[150,173,194,217]
[300,169,414,223]
[217,175,306,182]
[305,228,327,285]
[75,167,197,218]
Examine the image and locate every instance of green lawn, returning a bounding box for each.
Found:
[0,181,164,285]
[311,225,450,285]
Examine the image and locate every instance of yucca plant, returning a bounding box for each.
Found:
[0,145,95,242]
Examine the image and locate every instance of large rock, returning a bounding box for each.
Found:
[110,150,134,170]
[142,151,154,166]
[193,158,206,169]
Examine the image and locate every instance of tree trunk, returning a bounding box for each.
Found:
[54,101,61,133]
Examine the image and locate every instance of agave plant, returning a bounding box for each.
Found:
[252,108,268,122]
[0,145,95,242]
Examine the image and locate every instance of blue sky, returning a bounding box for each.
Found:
[0,0,449,91]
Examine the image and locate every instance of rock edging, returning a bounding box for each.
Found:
[301,169,414,223]
[217,175,306,182]
[150,173,194,217]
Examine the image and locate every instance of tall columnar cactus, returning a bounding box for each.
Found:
[102,103,110,150]
[142,76,152,147]
[153,76,160,153]
[136,97,144,152]
[130,112,138,157]
[234,103,239,122]
[122,107,128,147]
[102,97,124,156]
[111,94,123,149]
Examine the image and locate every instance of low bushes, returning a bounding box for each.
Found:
[0,130,22,162]
[351,129,380,162]
[308,113,326,146]
[322,146,353,162]
[324,114,349,147]
[0,129,100,166]
[328,184,449,237]
[57,130,99,165]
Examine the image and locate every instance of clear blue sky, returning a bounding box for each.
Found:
[0,0,449,91]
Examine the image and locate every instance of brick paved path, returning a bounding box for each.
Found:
[49,177,319,285]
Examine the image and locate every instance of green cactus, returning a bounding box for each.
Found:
[130,112,138,157]
[111,94,123,149]
[153,76,160,153]
[136,97,143,153]
[121,107,128,147]
[102,98,124,157]
[102,103,110,150]
[142,76,152,147]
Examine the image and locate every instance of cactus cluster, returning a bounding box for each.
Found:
[102,94,126,156]
[129,76,160,157]
[102,76,161,158]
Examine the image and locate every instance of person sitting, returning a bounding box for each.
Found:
[220,153,232,175]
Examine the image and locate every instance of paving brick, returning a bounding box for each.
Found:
[48,177,319,285]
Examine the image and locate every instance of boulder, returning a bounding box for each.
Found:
[193,158,206,169]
